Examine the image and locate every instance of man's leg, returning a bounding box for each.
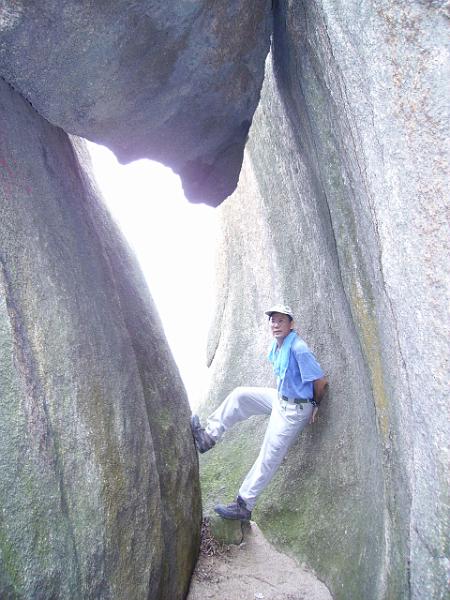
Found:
[238,399,313,511]
[214,397,313,520]
[206,386,276,440]
[191,387,275,454]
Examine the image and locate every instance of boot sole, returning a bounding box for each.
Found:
[214,506,251,521]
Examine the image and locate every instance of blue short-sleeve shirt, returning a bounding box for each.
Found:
[278,336,324,399]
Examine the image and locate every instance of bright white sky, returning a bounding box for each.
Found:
[87,142,218,408]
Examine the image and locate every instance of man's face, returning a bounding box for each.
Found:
[269,312,293,343]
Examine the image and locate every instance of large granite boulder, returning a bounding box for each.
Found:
[1,1,447,599]
[201,3,449,600]
[0,1,272,205]
[0,78,201,600]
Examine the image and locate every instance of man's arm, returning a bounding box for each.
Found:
[310,376,328,423]
[313,376,328,404]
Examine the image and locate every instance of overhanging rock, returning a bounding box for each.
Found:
[0,1,272,205]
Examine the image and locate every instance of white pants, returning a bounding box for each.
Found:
[206,386,313,510]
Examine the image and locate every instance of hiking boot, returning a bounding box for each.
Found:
[214,495,252,521]
[190,415,216,454]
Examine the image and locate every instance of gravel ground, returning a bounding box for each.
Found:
[187,520,333,600]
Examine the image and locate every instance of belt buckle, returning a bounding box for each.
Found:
[294,398,304,410]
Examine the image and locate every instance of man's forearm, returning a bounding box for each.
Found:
[313,377,328,404]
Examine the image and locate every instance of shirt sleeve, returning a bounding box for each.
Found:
[295,348,324,383]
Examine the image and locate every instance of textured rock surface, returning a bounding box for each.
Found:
[188,521,332,600]
[0,1,272,205]
[208,513,244,546]
[0,78,201,600]
[201,2,449,600]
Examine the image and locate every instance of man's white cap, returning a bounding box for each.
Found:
[265,304,294,319]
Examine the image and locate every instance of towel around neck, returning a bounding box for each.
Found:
[267,330,297,379]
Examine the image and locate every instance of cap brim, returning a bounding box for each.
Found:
[265,310,292,318]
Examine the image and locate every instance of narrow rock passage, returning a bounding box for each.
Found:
[188,521,332,600]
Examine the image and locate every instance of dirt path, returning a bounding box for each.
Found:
[187,520,332,600]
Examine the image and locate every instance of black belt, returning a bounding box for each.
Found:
[280,395,311,404]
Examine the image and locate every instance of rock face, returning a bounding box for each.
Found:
[0,1,272,205]
[201,3,449,600]
[0,1,448,599]
[0,78,201,599]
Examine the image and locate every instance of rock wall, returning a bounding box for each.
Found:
[202,2,449,600]
[0,0,272,205]
[0,1,447,598]
[0,78,200,600]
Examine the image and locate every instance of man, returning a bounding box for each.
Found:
[191,304,328,520]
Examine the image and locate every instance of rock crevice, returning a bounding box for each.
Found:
[0,3,447,600]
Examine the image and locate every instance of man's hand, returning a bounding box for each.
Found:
[310,406,319,424]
